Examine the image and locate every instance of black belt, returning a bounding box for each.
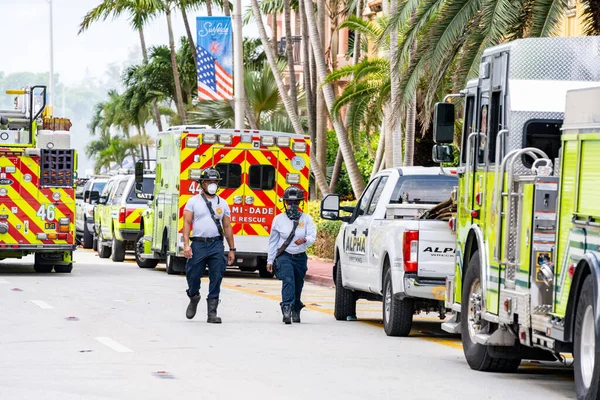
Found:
[191,236,221,242]
[283,251,306,258]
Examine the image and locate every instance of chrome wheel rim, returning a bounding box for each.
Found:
[467,279,483,341]
[136,238,146,261]
[384,282,392,324]
[581,304,595,389]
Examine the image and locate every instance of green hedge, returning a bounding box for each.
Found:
[306,200,356,260]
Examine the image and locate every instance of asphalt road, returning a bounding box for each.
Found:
[0,249,576,399]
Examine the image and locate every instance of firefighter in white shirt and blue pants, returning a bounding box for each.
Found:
[267,186,317,324]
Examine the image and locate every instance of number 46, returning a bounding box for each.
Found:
[37,204,56,221]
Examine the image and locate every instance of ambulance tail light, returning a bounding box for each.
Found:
[185,136,200,148]
[261,136,275,147]
[203,133,217,144]
[403,230,419,273]
[292,142,307,153]
[218,134,232,145]
[59,218,70,233]
[286,173,300,184]
[276,136,290,147]
[119,207,126,224]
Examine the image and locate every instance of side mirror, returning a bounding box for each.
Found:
[433,102,455,144]
[84,190,90,201]
[89,191,100,203]
[135,182,143,194]
[321,194,341,220]
[135,160,144,184]
[432,144,455,163]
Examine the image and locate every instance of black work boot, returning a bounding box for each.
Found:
[207,298,222,324]
[186,294,201,320]
[292,303,305,323]
[281,304,292,324]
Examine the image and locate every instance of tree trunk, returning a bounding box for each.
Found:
[272,12,278,56]
[166,7,187,123]
[206,0,213,16]
[403,10,417,167]
[252,0,330,195]
[142,126,151,169]
[329,149,342,192]
[284,0,298,114]
[300,0,315,140]
[316,0,327,193]
[383,104,393,169]
[352,0,363,62]
[223,0,231,16]
[371,132,385,180]
[389,0,402,168]
[180,4,198,65]
[244,97,258,129]
[139,27,163,132]
[303,0,365,198]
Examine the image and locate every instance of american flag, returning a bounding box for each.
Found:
[197,46,233,101]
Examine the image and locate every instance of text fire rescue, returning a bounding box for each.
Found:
[230,206,274,224]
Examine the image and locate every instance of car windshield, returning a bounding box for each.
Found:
[127,177,155,204]
[92,181,107,194]
[392,176,457,204]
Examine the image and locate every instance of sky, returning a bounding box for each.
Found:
[0,0,261,85]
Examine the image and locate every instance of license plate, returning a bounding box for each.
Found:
[45,222,56,230]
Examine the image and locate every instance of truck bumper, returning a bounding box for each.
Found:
[119,229,139,242]
[403,277,446,301]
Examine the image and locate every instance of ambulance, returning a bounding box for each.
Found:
[135,128,311,276]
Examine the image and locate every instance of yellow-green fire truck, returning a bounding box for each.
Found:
[432,37,600,398]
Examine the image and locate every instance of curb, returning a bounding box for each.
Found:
[305,273,334,287]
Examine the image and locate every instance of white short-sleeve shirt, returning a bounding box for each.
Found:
[184,194,231,238]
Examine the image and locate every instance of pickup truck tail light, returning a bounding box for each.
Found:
[119,207,126,224]
[403,230,419,273]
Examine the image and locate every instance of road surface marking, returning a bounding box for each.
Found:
[30,300,53,309]
[95,337,133,353]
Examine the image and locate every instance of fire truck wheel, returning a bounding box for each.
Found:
[135,232,158,269]
[383,266,413,336]
[257,260,274,278]
[82,224,93,249]
[461,250,520,372]
[98,240,112,259]
[574,274,600,399]
[334,259,357,321]
[33,264,53,273]
[92,232,98,251]
[54,264,73,273]
[166,254,185,275]
[111,238,126,262]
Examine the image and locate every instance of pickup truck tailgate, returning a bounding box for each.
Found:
[417,221,456,279]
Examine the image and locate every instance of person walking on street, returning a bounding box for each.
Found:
[183,167,236,323]
[267,186,316,324]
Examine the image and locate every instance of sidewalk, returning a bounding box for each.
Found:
[306,257,334,287]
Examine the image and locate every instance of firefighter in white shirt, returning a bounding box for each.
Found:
[183,168,236,323]
[267,186,317,324]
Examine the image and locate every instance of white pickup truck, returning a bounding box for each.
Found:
[320,167,457,336]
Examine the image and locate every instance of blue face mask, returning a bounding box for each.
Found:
[285,202,302,220]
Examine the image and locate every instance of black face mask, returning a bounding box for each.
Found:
[285,202,302,220]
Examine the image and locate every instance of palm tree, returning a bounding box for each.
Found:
[250,0,331,195]
[95,136,140,172]
[79,0,164,132]
[155,0,187,123]
[302,0,365,197]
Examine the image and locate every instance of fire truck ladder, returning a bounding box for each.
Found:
[0,87,46,145]
[493,147,551,289]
